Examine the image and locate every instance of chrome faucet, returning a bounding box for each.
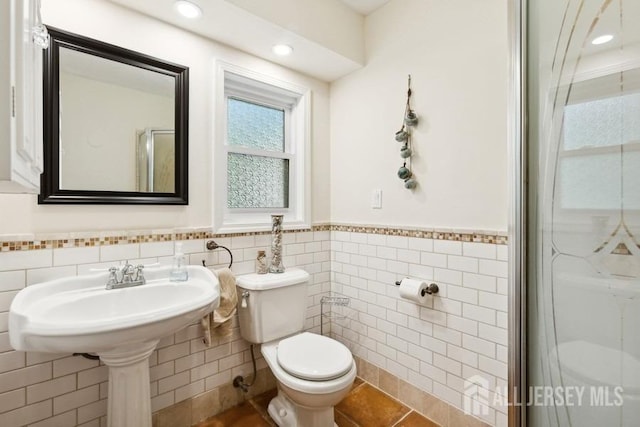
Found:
[106,263,146,289]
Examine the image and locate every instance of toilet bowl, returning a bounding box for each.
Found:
[236,269,357,427]
[549,340,640,427]
[262,332,357,427]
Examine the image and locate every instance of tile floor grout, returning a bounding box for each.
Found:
[391,410,415,427]
[194,376,443,427]
[337,379,435,427]
[246,388,278,427]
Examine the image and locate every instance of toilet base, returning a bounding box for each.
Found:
[267,389,338,427]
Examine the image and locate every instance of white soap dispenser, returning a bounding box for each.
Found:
[170,242,189,282]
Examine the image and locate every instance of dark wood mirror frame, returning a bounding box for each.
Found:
[39,27,189,205]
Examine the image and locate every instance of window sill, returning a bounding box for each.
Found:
[215,219,311,235]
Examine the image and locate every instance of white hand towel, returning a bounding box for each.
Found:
[201,267,238,346]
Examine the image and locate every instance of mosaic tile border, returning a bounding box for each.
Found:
[331,223,508,245]
[0,223,506,252]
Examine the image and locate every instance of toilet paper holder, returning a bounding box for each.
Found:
[395,280,439,296]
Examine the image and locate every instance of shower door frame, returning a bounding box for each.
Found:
[508,0,527,426]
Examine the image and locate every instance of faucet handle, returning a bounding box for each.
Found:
[134,265,146,283]
[106,267,118,288]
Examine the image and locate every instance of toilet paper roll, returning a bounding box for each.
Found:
[398,278,427,302]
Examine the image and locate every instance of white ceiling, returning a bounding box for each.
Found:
[339,0,390,16]
[107,0,369,82]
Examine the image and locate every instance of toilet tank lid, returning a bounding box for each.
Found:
[236,269,309,290]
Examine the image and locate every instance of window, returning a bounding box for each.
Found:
[214,62,310,233]
[226,98,289,209]
[559,89,640,211]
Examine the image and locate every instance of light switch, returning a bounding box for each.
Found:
[371,189,382,209]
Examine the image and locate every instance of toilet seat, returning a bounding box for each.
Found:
[277,332,352,381]
[261,335,357,395]
[552,341,640,394]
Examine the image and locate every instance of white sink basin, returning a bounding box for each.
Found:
[9,265,219,353]
[9,264,219,427]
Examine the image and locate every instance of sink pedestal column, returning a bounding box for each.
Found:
[99,341,159,427]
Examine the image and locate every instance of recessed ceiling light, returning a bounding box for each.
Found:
[174,1,202,19]
[272,44,293,56]
[592,34,614,45]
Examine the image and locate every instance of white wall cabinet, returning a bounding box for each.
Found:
[0,0,46,193]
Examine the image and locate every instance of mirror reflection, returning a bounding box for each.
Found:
[59,47,175,192]
[137,129,175,192]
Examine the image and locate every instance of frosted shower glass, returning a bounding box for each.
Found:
[528,1,640,426]
[227,153,289,208]
[558,153,622,210]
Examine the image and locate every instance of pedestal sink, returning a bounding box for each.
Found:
[9,265,220,427]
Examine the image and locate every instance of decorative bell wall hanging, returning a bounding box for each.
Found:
[396,75,418,190]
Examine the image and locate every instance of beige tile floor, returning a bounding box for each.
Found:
[195,377,440,427]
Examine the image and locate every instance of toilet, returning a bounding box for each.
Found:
[236,269,356,427]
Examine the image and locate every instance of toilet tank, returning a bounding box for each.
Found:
[236,269,310,344]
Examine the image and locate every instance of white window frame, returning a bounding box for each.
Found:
[213,61,311,233]
[556,76,640,214]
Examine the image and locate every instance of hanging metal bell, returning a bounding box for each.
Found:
[395,129,409,142]
[400,145,412,158]
[404,178,417,189]
[397,166,412,180]
[405,110,418,126]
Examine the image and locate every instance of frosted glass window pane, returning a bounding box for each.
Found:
[564,93,640,150]
[559,153,621,210]
[227,98,284,152]
[623,151,640,210]
[227,153,289,208]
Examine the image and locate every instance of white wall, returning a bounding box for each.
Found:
[327,2,510,425]
[330,0,508,232]
[0,0,331,235]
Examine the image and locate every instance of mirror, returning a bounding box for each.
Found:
[39,27,189,204]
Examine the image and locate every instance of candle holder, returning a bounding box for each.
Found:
[269,214,285,273]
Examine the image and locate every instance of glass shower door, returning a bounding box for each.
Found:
[528,0,640,426]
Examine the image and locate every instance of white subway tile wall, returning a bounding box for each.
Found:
[330,231,508,427]
[0,231,331,427]
[0,227,507,427]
